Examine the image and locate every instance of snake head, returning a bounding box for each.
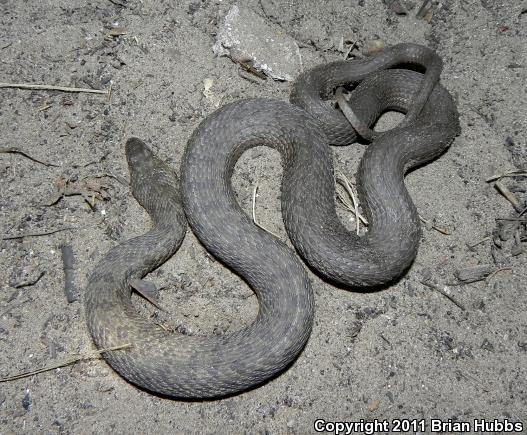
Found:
[126,137,156,172]
[126,137,172,188]
[125,137,183,220]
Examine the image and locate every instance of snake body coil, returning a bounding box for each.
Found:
[85,45,460,398]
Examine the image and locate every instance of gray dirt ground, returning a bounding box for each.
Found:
[1,0,526,433]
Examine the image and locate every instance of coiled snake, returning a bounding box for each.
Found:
[85,43,460,398]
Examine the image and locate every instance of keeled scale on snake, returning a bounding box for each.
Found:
[85,43,460,398]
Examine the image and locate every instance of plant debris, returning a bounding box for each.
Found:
[12,270,46,289]
[0,146,60,167]
[46,176,111,209]
[421,280,466,311]
[106,27,127,38]
[0,82,109,95]
[61,245,78,303]
[487,170,527,260]
[252,183,279,238]
[455,264,495,283]
[383,0,407,15]
[367,399,380,412]
[2,226,75,240]
[419,215,451,235]
[0,344,132,383]
[416,0,434,20]
[336,171,368,235]
[494,180,523,212]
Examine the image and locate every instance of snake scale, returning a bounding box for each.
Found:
[85,43,460,398]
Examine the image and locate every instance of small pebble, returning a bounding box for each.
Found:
[481,339,495,351]
[22,391,31,411]
[368,399,380,412]
[363,39,386,56]
[511,243,525,256]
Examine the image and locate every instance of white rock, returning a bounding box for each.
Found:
[213,5,302,81]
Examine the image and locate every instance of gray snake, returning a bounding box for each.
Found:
[85,43,460,398]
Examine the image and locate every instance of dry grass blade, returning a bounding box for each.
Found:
[0,344,132,382]
[252,183,280,238]
[336,171,368,235]
[0,82,109,95]
[336,187,355,213]
[419,215,451,235]
[0,146,59,167]
[294,41,303,72]
[36,103,52,112]
[343,40,357,60]
[467,236,491,249]
[494,180,522,211]
[486,169,527,182]
[486,267,513,283]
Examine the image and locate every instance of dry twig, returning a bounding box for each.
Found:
[419,215,451,235]
[0,82,109,95]
[61,245,78,303]
[485,267,513,283]
[2,227,74,240]
[421,280,466,311]
[0,146,59,167]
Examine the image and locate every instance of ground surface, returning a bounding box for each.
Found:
[1,0,526,434]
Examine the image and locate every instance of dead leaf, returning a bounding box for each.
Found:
[108,27,127,38]
[368,399,380,412]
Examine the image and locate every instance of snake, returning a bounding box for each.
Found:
[291,42,443,144]
[85,43,460,398]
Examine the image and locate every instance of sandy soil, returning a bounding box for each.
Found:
[1,0,526,433]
